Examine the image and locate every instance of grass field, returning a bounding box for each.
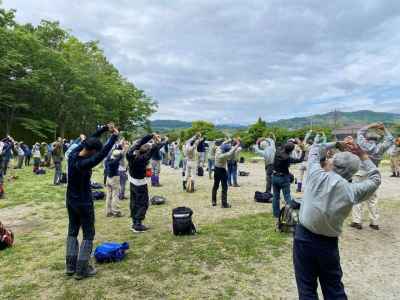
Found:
[0,160,292,300]
[1,158,400,299]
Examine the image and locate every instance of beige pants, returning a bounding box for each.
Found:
[352,175,379,225]
[185,160,196,182]
[106,176,121,215]
[390,154,400,173]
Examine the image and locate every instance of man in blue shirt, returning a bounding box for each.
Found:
[65,124,119,280]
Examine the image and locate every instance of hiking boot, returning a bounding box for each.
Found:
[369,224,380,230]
[131,223,149,233]
[350,222,363,230]
[65,256,77,276]
[74,261,97,280]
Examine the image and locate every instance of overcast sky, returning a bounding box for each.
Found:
[4,0,400,124]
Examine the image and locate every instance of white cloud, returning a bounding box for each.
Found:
[4,0,400,123]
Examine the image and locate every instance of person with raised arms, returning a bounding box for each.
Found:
[65,123,119,280]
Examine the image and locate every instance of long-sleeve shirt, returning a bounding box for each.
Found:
[357,127,394,167]
[67,126,118,207]
[273,149,305,175]
[388,144,400,157]
[184,136,200,161]
[105,155,123,178]
[127,135,161,180]
[254,138,276,165]
[215,145,240,169]
[299,144,381,237]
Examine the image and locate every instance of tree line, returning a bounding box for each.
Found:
[0,3,156,144]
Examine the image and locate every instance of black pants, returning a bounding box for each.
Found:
[265,164,273,193]
[293,225,347,300]
[25,155,31,166]
[130,183,149,223]
[212,167,228,205]
[67,203,95,240]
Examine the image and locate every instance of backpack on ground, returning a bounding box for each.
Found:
[0,222,14,250]
[151,196,166,205]
[197,166,204,177]
[239,157,245,163]
[35,168,46,175]
[254,191,273,203]
[94,242,129,263]
[239,171,250,176]
[186,178,195,193]
[92,191,105,201]
[277,203,300,233]
[60,172,67,184]
[172,207,196,236]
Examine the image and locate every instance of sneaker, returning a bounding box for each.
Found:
[113,212,123,218]
[390,173,397,178]
[74,262,97,280]
[221,203,231,208]
[350,222,363,230]
[369,224,380,230]
[131,223,149,233]
[212,202,217,207]
[106,212,113,217]
[232,184,240,187]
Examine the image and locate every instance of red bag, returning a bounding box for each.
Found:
[0,222,14,250]
[146,168,152,178]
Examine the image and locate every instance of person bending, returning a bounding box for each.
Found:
[65,124,119,280]
[126,133,163,232]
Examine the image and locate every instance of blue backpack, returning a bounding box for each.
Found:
[94,242,129,263]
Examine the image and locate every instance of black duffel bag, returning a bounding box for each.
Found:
[172,207,196,236]
[254,191,273,203]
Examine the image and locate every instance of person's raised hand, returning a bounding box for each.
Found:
[348,143,368,160]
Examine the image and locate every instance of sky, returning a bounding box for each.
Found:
[4,0,400,124]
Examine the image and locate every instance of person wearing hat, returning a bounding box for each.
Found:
[65,123,119,280]
[271,142,305,218]
[126,133,163,232]
[254,135,276,193]
[105,149,123,217]
[388,137,400,177]
[212,138,241,208]
[351,123,394,230]
[294,140,381,299]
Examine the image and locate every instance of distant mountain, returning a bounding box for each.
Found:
[150,119,246,132]
[150,120,192,131]
[151,110,400,132]
[268,110,400,129]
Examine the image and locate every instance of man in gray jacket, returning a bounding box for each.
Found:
[254,136,276,193]
[212,139,241,208]
[351,123,394,230]
[294,141,381,299]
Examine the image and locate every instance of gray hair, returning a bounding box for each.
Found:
[332,152,361,181]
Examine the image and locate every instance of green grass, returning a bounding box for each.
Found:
[0,159,291,299]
